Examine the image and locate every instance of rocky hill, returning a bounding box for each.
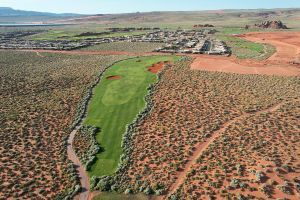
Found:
[254,20,288,29]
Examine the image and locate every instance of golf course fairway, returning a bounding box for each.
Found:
[84,56,179,177]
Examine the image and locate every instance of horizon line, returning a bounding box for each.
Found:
[3,6,300,15]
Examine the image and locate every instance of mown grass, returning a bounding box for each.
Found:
[93,192,157,200]
[217,35,268,59]
[84,56,180,177]
[220,35,264,52]
[29,29,149,41]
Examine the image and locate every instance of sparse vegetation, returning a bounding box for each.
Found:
[176,95,300,199]
[0,51,131,199]
[80,42,163,52]
[2,6,300,200]
[96,58,300,199]
[73,125,102,170]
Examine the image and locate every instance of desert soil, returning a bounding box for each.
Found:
[166,102,285,199]
[191,32,300,76]
[15,31,300,199]
[148,61,171,74]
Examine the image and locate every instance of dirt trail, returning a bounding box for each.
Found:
[166,102,285,199]
[67,126,91,200]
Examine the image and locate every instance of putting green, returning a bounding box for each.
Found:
[84,56,179,176]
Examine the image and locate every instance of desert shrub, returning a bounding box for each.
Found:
[277,182,293,195]
[0,51,132,199]
[255,171,266,183]
[73,125,102,170]
[260,184,272,198]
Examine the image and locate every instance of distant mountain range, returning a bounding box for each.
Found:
[0,7,82,17]
[1,7,300,29]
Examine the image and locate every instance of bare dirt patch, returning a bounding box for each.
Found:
[148,61,171,74]
[148,61,165,74]
[106,75,122,80]
[191,55,300,76]
[191,32,300,76]
[239,32,300,63]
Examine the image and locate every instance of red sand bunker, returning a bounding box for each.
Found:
[148,61,171,74]
[191,32,300,76]
[106,75,122,80]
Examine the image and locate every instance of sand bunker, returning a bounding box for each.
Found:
[106,75,122,80]
[148,61,165,73]
[191,32,300,76]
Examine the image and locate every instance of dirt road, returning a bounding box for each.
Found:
[166,102,286,199]
[67,126,91,200]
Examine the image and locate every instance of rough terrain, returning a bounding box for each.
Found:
[110,58,299,199]
[191,32,300,76]
[0,51,131,199]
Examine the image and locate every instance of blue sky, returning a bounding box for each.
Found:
[0,0,300,14]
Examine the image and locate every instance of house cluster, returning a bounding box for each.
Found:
[107,27,161,32]
[0,29,230,55]
[151,30,230,55]
[0,31,91,50]
[0,39,90,50]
